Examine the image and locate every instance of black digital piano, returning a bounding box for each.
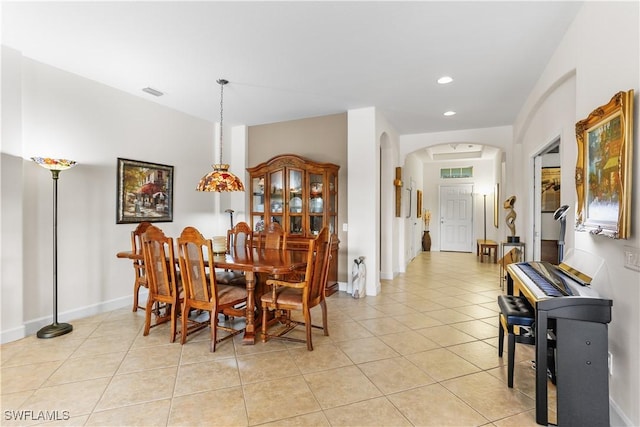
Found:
[506,249,612,426]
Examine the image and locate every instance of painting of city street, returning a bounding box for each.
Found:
[575,90,633,239]
[586,115,621,223]
[117,158,173,224]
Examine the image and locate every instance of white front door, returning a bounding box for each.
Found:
[440,184,473,252]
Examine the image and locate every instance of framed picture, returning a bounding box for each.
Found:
[405,188,412,219]
[541,167,561,212]
[394,167,402,218]
[575,90,634,239]
[417,190,423,218]
[494,183,499,228]
[117,158,174,224]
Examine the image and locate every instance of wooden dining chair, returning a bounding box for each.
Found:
[260,227,332,350]
[256,221,287,250]
[131,221,152,312]
[216,221,252,287]
[141,225,182,342]
[227,221,253,252]
[177,226,248,352]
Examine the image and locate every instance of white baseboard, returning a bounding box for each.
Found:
[1,325,26,344]
[338,281,348,292]
[610,397,633,426]
[380,270,394,280]
[2,291,145,343]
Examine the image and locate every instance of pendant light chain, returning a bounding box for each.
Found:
[217,78,228,166]
[195,77,244,192]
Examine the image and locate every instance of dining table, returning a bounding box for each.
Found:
[117,245,307,344]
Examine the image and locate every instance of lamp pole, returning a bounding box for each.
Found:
[32,157,76,338]
[483,194,487,242]
[225,209,235,247]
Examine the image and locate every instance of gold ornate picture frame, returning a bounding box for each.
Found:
[575,90,634,239]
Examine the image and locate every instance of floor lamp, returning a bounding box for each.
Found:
[483,193,487,242]
[32,157,77,339]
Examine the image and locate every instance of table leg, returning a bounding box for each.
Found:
[242,271,256,344]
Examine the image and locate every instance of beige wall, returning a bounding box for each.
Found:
[248,113,349,282]
[1,53,218,341]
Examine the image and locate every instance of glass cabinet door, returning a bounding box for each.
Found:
[328,173,337,213]
[269,170,283,215]
[288,169,303,235]
[309,173,324,235]
[253,215,265,232]
[328,172,338,234]
[251,176,265,214]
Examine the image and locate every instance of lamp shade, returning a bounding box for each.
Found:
[31,157,77,171]
[196,163,245,192]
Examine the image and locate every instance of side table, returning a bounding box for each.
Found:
[477,239,498,263]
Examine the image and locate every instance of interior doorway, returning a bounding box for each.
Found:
[533,138,561,262]
[439,184,473,252]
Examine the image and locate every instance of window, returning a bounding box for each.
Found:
[440,166,473,179]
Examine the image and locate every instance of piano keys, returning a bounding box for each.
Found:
[506,249,612,427]
[516,261,573,296]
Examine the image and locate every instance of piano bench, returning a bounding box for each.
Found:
[497,295,535,388]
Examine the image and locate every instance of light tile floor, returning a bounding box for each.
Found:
[1,251,557,426]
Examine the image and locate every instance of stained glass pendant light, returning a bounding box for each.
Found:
[196,79,245,192]
[31,157,78,338]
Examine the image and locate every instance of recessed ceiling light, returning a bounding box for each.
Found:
[437,76,453,84]
[443,111,456,116]
[142,87,164,97]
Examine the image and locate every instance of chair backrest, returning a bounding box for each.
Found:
[131,221,152,253]
[131,221,152,273]
[142,225,179,300]
[177,226,218,307]
[226,221,252,252]
[259,221,286,250]
[304,227,332,305]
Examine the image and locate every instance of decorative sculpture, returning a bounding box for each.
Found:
[504,195,519,243]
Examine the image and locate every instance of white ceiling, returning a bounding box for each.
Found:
[2,1,582,159]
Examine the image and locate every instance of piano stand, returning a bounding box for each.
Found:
[535,300,611,426]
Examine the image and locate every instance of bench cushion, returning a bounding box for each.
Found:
[498,295,535,326]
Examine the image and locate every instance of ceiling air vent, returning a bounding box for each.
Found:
[142,87,164,97]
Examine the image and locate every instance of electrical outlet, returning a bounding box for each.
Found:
[624,246,640,271]
[608,352,613,376]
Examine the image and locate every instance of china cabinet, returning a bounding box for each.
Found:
[247,154,340,294]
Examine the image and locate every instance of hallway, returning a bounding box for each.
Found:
[1,251,553,426]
